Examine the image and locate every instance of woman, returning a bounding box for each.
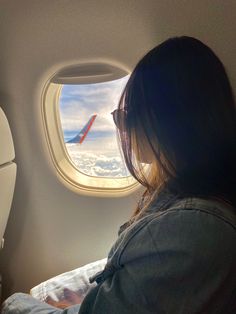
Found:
[2,36,236,313]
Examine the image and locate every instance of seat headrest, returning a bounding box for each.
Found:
[0,107,15,165]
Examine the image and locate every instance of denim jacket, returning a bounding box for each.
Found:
[2,195,236,314]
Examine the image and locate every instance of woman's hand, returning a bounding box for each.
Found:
[46,288,84,309]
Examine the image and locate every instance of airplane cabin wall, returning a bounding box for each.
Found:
[0,0,235,298]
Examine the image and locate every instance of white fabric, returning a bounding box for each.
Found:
[30,258,107,302]
[0,107,15,165]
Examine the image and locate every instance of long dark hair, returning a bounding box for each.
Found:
[117,36,236,221]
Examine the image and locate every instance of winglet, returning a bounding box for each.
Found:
[66,114,97,144]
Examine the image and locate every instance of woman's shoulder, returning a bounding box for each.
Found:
[120,196,236,265]
[150,196,236,231]
[145,197,236,259]
[147,196,236,239]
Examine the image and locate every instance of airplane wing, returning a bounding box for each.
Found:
[66,114,97,144]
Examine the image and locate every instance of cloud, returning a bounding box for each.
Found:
[66,143,130,178]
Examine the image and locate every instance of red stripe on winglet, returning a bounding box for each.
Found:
[79,114,97,144]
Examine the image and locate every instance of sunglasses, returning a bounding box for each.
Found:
[111,109,128,129]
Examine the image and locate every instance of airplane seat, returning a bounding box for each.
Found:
[0,107,17,250]
[0,107,16,300]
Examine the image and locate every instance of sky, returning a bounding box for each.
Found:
[59,76,130,178]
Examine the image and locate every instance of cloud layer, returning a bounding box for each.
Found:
[66,143,129,178]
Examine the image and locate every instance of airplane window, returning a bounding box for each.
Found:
[43,69,139,196]
[58,76,130,178]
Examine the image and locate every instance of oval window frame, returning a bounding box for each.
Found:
[42,62,140,197]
